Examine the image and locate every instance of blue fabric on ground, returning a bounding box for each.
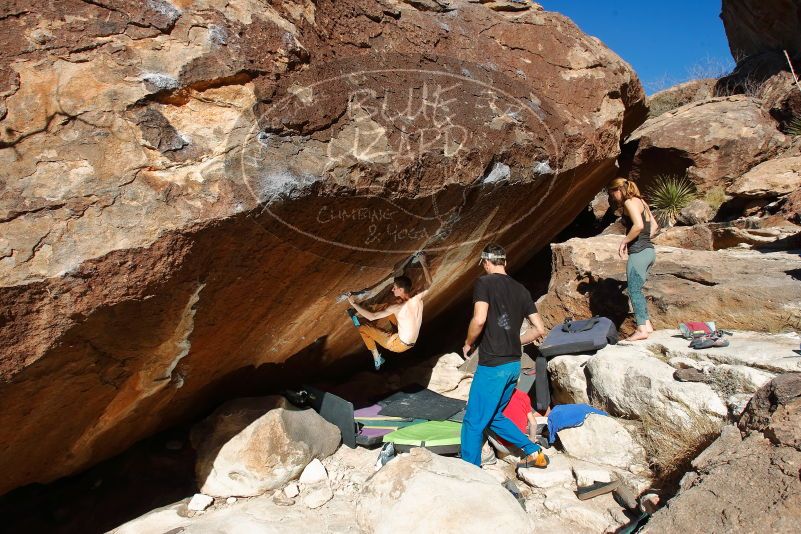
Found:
[547,404,609,444]
[460,361,541,465]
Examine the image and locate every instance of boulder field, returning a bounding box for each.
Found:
[111,346,801,534]
[0,0,645,494]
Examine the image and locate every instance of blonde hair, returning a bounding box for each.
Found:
[609,178,652,221]
[608,178,644,200]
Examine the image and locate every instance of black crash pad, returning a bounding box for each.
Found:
[448,408,466,423]
[378,386,466,421]
[303,384,357,448]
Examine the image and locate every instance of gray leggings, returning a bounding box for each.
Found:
[627,247,656,326]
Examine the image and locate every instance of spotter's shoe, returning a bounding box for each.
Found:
[516,450,549,470]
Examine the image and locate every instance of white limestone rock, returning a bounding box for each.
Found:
[557,414,647,470]
[548,355,591,405]
[357,448,531,533]
[187,493,214,512]
[299,458,328,485]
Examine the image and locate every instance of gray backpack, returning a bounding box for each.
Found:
[539,317,618,358]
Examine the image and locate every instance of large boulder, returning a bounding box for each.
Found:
[0,0,647,494]
[584,344,728,421]
[641,329,798,374]
[738,372,801,443]
[645,374,801,533]
[548,330,796,411]
[620,96,786,193]
[652,218,801,251]
[357,447,531,533]
[755,63,801,126]
[112,492,359,534]
[727,155,801,198]
[557,414,647,470]
[776,186,801,224]
[676,199,713,226]
[652,224,716,250]
[400,352,471,397]
[721,0,801,60]
[714,49,801,132]
[190,396,340,497]
[536,234,801,334]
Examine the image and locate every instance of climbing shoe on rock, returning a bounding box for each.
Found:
[516,450,549,470]
[689,330,730,350]
[690,336,716,349]
[373,354,386,371]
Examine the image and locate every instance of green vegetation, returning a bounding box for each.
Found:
[647,175,697,227]
[703,186,727,213]
[648,94,686,119]
[786,116,801,136]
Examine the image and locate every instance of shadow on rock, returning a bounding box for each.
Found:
[577,277,630,328]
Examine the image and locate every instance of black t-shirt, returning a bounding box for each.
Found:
[472,273,537,366]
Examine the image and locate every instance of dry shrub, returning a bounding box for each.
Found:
[636,407,723,486]
[648,94,685,118]
[703,186,727,213]
[709,368,754,399]
[646,79,715,119]
[716,74,765,98]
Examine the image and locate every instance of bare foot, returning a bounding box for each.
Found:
[645,320,654,333]
[626,330,650,341]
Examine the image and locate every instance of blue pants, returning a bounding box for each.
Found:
[461,361,541,466]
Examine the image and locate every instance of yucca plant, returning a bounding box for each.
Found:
[647,175,696,227]
[786,116,801,136]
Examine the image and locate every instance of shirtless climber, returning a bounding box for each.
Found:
[347,254,433,370]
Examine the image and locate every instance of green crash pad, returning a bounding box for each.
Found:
[355,418,426,430]
[383,420,462,455]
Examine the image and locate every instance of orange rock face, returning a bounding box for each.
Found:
[0,0,645,494]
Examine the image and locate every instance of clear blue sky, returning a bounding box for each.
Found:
[537,1,734,94]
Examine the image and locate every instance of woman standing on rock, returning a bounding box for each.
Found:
[608,177,659,341]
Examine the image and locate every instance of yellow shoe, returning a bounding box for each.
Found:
[516,450,549,470]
